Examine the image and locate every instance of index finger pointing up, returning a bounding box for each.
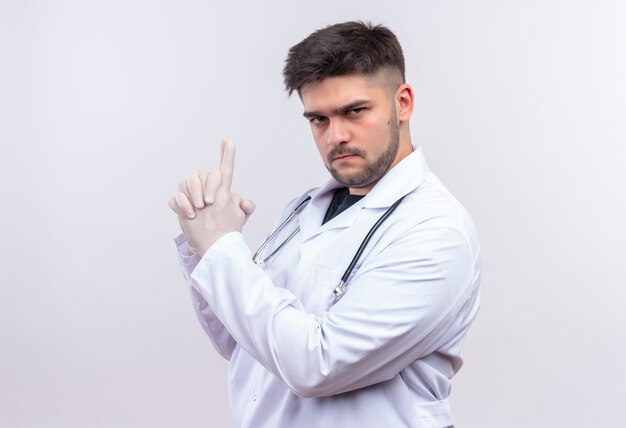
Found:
[219,138,235,191]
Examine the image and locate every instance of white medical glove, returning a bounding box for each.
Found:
[168,139,255,255]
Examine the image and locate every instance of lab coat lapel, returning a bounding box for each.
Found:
[297,180,359,242]
[362,146,429,209]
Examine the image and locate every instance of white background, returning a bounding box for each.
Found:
[2,1,625,427]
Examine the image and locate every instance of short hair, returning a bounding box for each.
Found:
[283,21,406,96]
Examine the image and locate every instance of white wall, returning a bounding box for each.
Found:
[2,1,625,427]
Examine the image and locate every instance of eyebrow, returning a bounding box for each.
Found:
[302,99,371,119]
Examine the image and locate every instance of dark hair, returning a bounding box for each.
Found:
[283,21,406,96]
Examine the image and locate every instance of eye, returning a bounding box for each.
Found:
[346,107,365,117]
[310,116,327,125]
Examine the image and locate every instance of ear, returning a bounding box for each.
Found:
[394,83,414,122]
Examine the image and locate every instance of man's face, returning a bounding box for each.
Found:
[300,73,401,194]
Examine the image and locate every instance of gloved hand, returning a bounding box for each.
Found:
[168,139,256,255]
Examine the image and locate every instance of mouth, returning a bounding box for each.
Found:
[332,153,359,162]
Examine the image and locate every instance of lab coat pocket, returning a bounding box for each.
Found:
[297,263,343,315]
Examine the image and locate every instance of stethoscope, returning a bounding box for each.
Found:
[252,193,406,304]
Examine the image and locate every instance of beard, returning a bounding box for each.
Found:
[326,110,400,189]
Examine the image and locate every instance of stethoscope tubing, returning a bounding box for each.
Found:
[252,192,406,304]
[332,194,406,303]
[252,196,311,266]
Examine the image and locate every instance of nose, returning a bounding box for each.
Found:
[326,118,350,146]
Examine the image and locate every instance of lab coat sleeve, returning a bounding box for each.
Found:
[174,233,237,361]
[190,223,477,398]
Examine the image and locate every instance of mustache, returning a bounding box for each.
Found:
[327,147,365,162]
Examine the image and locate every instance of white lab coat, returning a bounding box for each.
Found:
[175,147,481,428]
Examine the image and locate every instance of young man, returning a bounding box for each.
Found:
[169,21,480,428]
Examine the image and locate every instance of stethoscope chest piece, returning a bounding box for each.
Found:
[332,280,348,303]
